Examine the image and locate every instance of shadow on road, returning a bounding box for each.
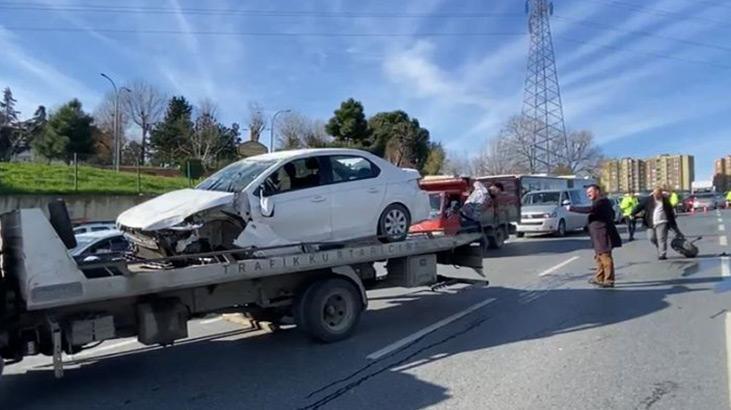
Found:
[0,275,710,410]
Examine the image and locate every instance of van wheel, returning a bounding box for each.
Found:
[295,278,363,343]
[378,204,411,243]
[555,219,567,237]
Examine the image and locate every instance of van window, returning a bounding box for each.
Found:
[522,191,560,205]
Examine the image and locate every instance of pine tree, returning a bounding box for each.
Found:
[150,96,193,166]
[32,99,94,163]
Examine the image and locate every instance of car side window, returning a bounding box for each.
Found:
[328,155,380,183]
[109,236,130,252]
[91,226,109,232]
[88,239,113,255]
[569,190,582,204]
[264,157,323,195]
[560,191,568,204]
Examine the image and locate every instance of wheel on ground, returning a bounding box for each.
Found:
[555,219,567,237]
[516,232,525,238]
[378,204,411,243]
[294,278,363,343]
[487,226,507,249]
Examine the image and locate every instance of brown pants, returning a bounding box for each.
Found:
[594,252,615,284]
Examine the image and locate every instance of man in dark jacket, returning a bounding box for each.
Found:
[570,184,622,288]
[632,188,678,260]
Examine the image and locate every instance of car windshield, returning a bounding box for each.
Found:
[196,159,276,193]
[523,192,560,205]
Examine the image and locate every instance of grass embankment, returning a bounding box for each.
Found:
[0,162,192,195]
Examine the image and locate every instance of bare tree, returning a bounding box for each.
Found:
[121,80,166,164]
[247,102,266,142]
[276,111,306,150]
[302,120,331,148]
[181,100,230,168]
[499,115,541,174]
[93,91,130,159]
[558,130,604,176]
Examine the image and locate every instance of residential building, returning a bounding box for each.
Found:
[645,154,694,192]
[601,157,646,194]
[713,155,731,192]
[601,154,694,193]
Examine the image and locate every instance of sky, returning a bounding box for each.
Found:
[0,0,730,180]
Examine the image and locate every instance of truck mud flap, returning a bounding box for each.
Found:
[436,243,483,271]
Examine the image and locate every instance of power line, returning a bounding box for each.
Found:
[553,14,731,53]
[586,0,728,26]
[0,2,522,19]
[554,34,731,70]
[0,26,527,38]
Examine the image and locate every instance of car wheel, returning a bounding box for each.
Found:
[555,219,567,237]
[378,204,411,243]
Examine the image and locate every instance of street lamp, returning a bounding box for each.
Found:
[269,109,291,153]
[100,73,128,171]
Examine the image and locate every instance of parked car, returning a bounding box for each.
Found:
[516,189,592,237]
[691,192,720,210]
[116,149,431,259]
[73,221,116,235]
[71,230,131,263]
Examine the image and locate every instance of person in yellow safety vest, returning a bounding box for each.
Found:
[726,191,731,208]
[669,191,679,210]
[620,192,639,241]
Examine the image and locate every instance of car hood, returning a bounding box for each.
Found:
[521,205,559,215]
[117,189,235,231]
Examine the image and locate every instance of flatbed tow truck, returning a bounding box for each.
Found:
[0,204,484,379]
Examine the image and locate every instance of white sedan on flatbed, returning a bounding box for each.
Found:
[116,148,431,258]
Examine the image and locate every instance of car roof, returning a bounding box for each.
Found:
[246,148,375,162]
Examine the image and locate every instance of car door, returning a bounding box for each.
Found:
[326,155,386,239]
[250,156,333,243]
[567,190,586,230]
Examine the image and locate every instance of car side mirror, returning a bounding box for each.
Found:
[259,187,274,218]
[562,199,571,206]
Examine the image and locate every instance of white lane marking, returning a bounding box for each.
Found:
[200,317,223,325]
[366,298,496,360]
[722,256,730,277]
[538,256,581,277]
[725,312,731,409]
[722,236,729,247]
[721,225,727,232]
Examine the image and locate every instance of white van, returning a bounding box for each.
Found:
[516,189,591,237]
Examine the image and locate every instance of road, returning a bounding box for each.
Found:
[2,209,730,409]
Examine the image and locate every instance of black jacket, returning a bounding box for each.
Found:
[571,197,622,253]
[633,196,677,229]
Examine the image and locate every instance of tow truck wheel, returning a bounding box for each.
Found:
[295,278,363,343]
[487,227,506,249]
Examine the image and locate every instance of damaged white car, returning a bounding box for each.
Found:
[116,148,430,259]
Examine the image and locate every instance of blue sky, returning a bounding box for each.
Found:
[0,0,729,180]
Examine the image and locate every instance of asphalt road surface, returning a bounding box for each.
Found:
[2,209,730,409]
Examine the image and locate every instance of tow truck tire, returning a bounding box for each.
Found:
[295,278,363,343]
[487,226,506,249]
[378,204,411,243]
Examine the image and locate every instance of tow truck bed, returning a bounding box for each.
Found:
[0,207,483,378]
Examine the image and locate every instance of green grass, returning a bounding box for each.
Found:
[0,162,193,195]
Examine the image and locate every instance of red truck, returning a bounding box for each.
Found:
[410,175,521,249]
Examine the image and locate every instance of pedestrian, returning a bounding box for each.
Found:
[569,184,622,288]
[619,192,639,241]
[726,190,731,208]
[633,187,679,260]
[669,190,680,211]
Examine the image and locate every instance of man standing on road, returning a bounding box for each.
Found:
[633,187,679,260]
[726,190,731,208]
[620,192,638,241]
[569,184,622,288]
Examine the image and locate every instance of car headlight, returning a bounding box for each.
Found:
[543,212,557,218]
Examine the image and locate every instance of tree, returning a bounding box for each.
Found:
[149,96,193,166]
[302,120,331,148]
[0,87,23,160]
[179,100,240,169]
[368,110,430,170]
[422,142,446,175]
[247,102,266,142]
[93,91,131,163]
[555,130,604,176]
[121,80,166,164]
[121,141,142,165]
[498,115,540,174]
[326,98,370,146]
[33,99,94,163]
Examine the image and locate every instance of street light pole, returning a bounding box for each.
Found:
[269,109,291,153]
[100,73,120,171]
